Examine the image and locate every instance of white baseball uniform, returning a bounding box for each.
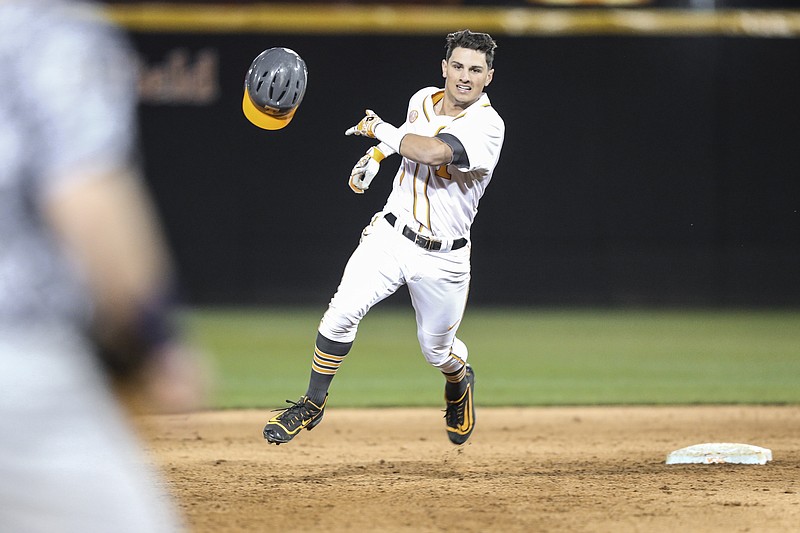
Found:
[319,87,504,373]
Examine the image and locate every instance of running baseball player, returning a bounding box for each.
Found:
[263,29,504,446]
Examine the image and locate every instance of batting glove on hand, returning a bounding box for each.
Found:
[349,146,386,194]
[345,109,384,138]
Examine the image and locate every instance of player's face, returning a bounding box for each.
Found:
[441,47,494,109]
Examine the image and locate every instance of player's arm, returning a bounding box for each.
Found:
[396,134,452,166]
[33,17,207,412]
[345,109,466,167]
[44,165,207,412]
[45,166,172,333]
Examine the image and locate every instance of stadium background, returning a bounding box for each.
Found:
[98,5,800,530]
[104,0,800,309]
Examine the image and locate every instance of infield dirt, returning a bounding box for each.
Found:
[139,406,800,532]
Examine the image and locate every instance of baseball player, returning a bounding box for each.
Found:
[0,1,205,530]
[263,29,504,446]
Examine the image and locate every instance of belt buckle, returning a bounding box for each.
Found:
[415,233,441,251]
[413,233,431,250]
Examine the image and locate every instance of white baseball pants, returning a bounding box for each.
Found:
[318,212,471,374]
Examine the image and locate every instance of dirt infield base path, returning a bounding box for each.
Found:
[138,406,800,532]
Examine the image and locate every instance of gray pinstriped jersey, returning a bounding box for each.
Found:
[0,0,138,325]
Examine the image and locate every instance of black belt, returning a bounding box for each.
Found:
[384,213,467,251]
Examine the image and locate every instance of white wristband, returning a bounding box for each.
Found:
[374,122,405,153]
[375,141,396,158]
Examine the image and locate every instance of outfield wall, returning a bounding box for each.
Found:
[116,5,800,306]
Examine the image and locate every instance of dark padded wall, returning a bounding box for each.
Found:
[131,31,800,306]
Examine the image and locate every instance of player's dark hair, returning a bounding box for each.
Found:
[445,29,497,69]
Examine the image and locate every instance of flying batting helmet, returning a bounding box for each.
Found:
[242,47,307,130]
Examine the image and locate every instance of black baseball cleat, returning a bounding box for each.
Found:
[444,365,475,445]
[263,395,327,445]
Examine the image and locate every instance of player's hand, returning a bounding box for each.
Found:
[345,109,384,138]
[348,146,385,194]
[117,342,211,415]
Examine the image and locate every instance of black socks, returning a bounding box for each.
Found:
[305,333,352,405]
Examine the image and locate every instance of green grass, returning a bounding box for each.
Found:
[182,307,800,409]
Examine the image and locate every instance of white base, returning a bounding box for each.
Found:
[666,442,772,465]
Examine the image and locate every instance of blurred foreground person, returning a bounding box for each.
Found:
[0,1,206,531]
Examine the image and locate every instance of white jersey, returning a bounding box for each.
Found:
[383,87,505,241]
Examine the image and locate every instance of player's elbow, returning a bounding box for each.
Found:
[417,149,451,167]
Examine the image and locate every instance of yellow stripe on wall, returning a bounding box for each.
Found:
[104,4,800,38]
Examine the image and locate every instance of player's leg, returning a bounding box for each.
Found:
[314,216,409,395]
[407,249,475,444]
[407,248,471,372]
[264,216,407,444]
